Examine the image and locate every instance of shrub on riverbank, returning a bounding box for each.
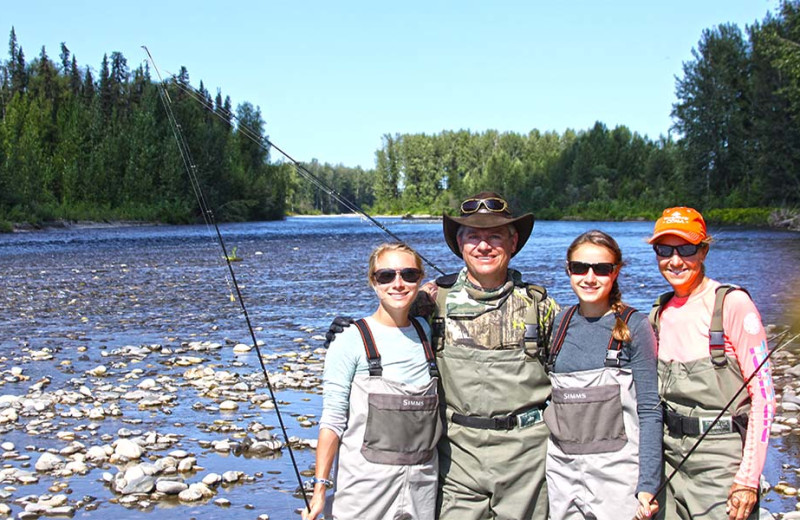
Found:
[704,208,774,226]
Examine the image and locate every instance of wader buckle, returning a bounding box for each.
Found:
[516,407,543,429]
[701,417,733,435]
[451,405,545,430]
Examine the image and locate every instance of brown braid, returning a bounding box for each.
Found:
[609,280,631,342]
[566,229,631,342]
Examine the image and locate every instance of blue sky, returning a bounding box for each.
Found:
[4,1,780,169]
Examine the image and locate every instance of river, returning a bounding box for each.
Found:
[1,216,799,518]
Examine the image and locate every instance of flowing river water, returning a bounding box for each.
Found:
[1,216,799,519]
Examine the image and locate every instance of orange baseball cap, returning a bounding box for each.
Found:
[647,207,707,245]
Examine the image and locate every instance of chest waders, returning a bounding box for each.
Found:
[543,305,642,520]
[650,285,756,520]
[431,273,553,520]
[328,319,443,520]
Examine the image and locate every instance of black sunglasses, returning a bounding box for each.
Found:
[460,197,509,214]
[372,268,423,285]
[567,261,617,276]
[653,243,702,258]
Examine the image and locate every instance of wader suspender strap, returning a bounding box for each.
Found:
[709,284,748,367]
[546,305,579,374]
[409,318,440,378]
[431,273,458,351]
[604,306,637,368]
[649,285,749,368]
[354,319,382,376]
[354,318,440,378]
[647,291,674,334]
[523,284,546,360]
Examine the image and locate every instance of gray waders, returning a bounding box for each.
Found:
[656,354,753,520]
[544,305,641,520]
[545,368,640,519]
[328,319,443,520]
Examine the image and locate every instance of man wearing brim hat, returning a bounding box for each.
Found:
[431,191,558,520]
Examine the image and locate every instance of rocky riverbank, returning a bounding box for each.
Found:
[0,333,328,519]
[1,329,800,518]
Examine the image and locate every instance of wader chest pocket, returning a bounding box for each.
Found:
[362,393,441,465]
[544,384,627,455]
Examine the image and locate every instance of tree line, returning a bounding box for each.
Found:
[2,1,799,230]
[0,28,289,230]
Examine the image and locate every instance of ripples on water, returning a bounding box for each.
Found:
[1,217,799,518]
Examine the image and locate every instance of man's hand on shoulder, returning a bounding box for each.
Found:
[410,282,438,318]
[323,316,355,348]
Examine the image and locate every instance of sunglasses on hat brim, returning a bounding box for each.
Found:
[460,197,509,214]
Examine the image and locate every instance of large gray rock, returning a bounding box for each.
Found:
[34,452,63,472]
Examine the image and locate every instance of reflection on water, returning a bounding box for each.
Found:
[1,217,799,518]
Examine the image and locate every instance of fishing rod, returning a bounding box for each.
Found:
[142,46,311,509]
[162,72,446,276]
[650,329,799,506]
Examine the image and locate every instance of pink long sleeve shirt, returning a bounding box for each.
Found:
[657,278,776,488]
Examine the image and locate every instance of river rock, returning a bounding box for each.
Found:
[177,456,196,472]
[202,473,222,486]
[85,446,109,463]
[222,470,243,483]
[178,482,213,501]
[35,452,63,472]
[87,365,107,376]
[113,438,143,459]
[219,400,238,411]
[156,479,188,494]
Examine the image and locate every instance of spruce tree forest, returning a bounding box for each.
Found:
[1,2,799,232]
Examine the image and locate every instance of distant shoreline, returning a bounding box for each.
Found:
[7,210,800,233]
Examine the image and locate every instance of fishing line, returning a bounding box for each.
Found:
[651,330,799,506]
[142,46,311,510]
[163,73,446,276]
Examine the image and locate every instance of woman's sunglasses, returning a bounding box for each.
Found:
[652,243,702,258]
[372,268,423,285]
[567,261,617,276]
[460,197,509,214]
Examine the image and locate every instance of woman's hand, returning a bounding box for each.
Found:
[726,483,758,520]
[301,487,327,520]
[634,491,658,519]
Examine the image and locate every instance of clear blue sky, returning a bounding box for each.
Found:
[4,0,780,169]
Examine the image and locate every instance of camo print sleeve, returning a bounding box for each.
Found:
[538,296,561,352]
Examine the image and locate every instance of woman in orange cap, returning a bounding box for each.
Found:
[648,207,776,520]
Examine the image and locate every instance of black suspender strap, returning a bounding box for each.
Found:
[604,306,637,367]
[354,319,382,376]
[354,318,440,378]
[546,305,579,373]
[410,318,440,378]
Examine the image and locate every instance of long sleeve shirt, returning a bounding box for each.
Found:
[657,278,776,488]
[319,317,433,437]
[552,309,662,496]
